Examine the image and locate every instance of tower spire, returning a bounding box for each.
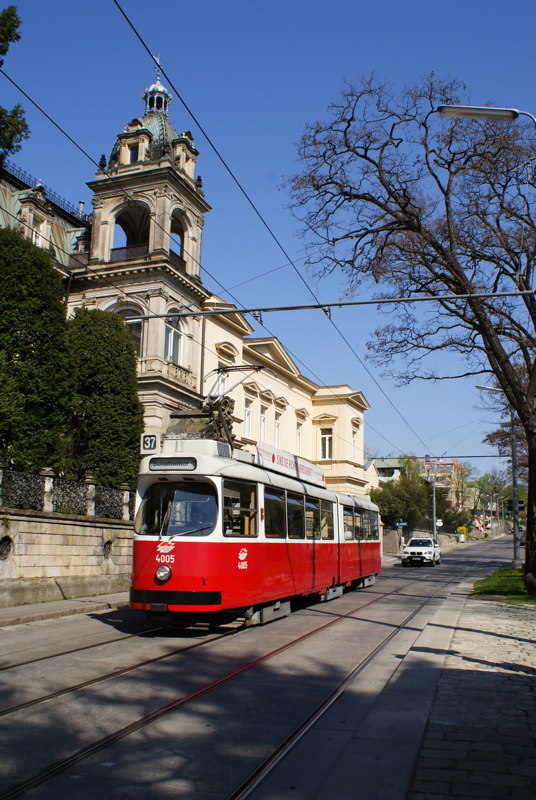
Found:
[143,57,172,117]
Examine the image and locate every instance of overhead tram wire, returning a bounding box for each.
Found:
[3,35,517,458]
[113,0,536,456]
[125,291,534,319]
[0,61,414,456]
[111,0,435,453]
[0,170,398,451]
[0,67,406,455]
[0,62,522,459]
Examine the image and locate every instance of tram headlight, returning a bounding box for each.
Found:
[155,564,172,583]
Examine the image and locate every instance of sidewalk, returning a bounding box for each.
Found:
[0,591,129,628]
[408,597,536,799]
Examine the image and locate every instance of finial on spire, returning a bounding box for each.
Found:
[153,54,161,83]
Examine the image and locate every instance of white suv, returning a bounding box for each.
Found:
[401,537,441,567]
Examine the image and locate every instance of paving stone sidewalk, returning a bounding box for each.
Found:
[408,599,536,800]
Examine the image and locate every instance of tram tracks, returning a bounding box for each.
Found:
[0,621,174,672]
[229,547,508,800]
[0,585,392,722]
[0,565,477,800]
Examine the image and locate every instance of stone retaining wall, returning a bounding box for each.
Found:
[0,508,133,607]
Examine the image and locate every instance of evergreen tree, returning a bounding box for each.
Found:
[68,308,144,487]
[0,6,29,165]
[0,227,72,470]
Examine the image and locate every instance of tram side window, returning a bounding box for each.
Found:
[287,492,305,539]
[265,487,286,538]
[321,500,334,540]
[223,480,258,537]
[362,510,371,540]
[305,497,321,540]
[368,510,380,540]
[343,506,354,540]
[354,511,363,540]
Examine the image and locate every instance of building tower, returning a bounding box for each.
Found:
[68,71,212,433]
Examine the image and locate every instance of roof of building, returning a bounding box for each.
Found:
[374,458,403,469]
[109,75,196,166]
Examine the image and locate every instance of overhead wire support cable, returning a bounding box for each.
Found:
[125,291,534,321]
[0,65,403,454]
[110,1,435,452]
[4,12,517,458]
[115,3,536,457]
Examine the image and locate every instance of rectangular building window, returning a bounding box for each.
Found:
[274,412,281,448]
[320,428,333,460]
[244,399,251,438]
[296,422,302,456]
[164,326,180,364]
[260,405,267,442]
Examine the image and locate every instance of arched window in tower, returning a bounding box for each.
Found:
[112,204,150,262]
[170,212,186,271]
[164,309,182,365]
[115,307,143,357]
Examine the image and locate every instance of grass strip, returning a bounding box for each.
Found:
[472,567,536,605]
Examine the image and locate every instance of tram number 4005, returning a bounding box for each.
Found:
[156,554,175,563]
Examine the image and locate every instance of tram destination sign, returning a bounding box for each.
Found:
[149,457,197,471]
[256,442,325,488]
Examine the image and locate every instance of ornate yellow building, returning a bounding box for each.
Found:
[0,74,374,497]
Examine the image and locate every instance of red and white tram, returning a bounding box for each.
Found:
[130,438,381,624]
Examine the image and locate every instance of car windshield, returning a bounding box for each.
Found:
[135,482,217,537]
[408,539,433,547]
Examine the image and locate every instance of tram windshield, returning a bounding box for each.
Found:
[135,482,217,537]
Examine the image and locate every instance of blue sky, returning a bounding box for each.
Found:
[3,0,535,477]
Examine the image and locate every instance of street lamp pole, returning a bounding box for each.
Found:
[476,385,523,567]
[437,103,532,569]
[425,455,437,542]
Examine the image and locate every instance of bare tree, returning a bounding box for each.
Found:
[289,74,536,588]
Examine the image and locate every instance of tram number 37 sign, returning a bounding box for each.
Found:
[141,434,161,454]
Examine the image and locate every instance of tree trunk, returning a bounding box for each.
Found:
[525,435,536,595]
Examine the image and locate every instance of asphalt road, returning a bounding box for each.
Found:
[0,537,515,800]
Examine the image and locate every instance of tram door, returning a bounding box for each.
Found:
[305,496,335,590]
[339,505,361,581]
[286,492,314,592]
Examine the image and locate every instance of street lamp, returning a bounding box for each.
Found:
[437,104,536,125]
[476,385,523,568]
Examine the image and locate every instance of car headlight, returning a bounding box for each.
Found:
[155,564,172,582]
